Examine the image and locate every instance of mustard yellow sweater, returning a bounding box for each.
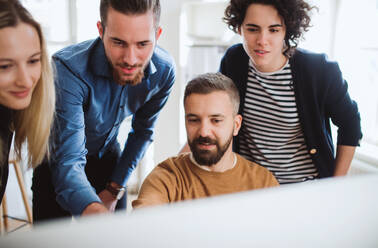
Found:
[132,153,279,208]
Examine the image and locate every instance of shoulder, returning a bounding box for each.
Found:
[220,43,249,79]
[291,48,339,72]
[237,154,272,175]
[0,106,13,151]
[149,46,176,88]
[141,154,191,189]
[52,39,103,93]
[53,39,98,65]
[223,43,248,60]
[291,49,345,92]
[52,38,100,75]
[151,45,176,72]
[156,153,190,173]
[236,154,279,186]
[0,105,12,128]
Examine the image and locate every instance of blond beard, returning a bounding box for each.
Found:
[114,67,145,86]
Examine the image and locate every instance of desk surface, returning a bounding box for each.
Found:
[1,174,378,247]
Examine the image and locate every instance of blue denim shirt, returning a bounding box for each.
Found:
[51,38,175,215]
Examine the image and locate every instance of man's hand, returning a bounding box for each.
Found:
[98,189,118,212]
[81,202,109,216]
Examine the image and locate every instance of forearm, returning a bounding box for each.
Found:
[81,202,109,216]
[52,152,101,215]
[132,167,172,209]
[333,145,356,176]
[54,177,101,215]
[132,187,169,209]
[111,132,152,186]
[112,73,174,185]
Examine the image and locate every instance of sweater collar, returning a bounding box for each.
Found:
[189,152,237,172]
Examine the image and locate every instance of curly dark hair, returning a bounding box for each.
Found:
[224,0,317,56]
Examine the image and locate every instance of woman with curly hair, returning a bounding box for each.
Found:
[220,0,362,184]
[0,0,55,202]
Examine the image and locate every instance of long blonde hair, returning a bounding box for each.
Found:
[0,0,55,168]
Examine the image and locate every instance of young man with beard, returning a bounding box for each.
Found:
[32,0,175,221]
[132,73,278,208]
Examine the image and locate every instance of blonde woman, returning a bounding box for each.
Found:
[0,0,55,202]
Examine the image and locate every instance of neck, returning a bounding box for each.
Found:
[254,54,288,73]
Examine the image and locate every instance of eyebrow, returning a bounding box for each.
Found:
[0,51,41,62]
[245,23,283,28]
[209,114,225,118]
[30,52,42,57]
[109,37,125,43]
[0,58,12,62]
[186,114,198,118]
[186,113,225,118]
[109,36,151,44]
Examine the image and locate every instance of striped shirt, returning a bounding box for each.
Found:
[238,60,319,184]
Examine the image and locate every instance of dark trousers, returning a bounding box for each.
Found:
[32,146,127,224]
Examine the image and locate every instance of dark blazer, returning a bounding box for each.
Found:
[0,105,13,202]
[220,44,362,178]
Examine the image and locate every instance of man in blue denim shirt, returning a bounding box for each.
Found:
[32,0,175,220]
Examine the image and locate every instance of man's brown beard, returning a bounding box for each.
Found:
[114,68,144,86]
[188,133,233,166]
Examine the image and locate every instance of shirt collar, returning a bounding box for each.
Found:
[90,37,157,80]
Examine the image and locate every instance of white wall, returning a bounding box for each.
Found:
[154,0,205,164]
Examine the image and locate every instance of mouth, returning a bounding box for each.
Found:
[10,90,30,98]
[196,141,217,150]
[254,49,269,56]
[119,65,138,75]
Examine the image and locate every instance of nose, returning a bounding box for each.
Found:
[198,120,212,137]
[257,31,268,46]
[15,65,34,88]
[122,46,138,66]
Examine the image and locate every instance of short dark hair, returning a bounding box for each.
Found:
[184,73,240,115]
[223,0,316,57]
[100,0,161,29]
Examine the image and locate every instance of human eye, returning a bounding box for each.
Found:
[0,63,12,71]
[269,27,280,33]
[247,27,258,32]
[212,118,223,124]
[112,39,124,47]
[187,117,199,123]
[138,41,150,48]
[28,57,41,65]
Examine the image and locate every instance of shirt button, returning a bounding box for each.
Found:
[309,148,317,155]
